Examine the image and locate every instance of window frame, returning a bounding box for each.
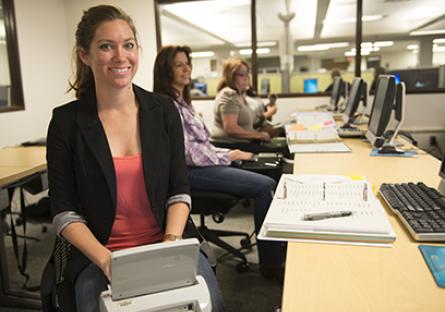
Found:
[154,0,444,98]
[1,0,25,113]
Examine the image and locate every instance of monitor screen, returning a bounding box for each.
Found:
[366,75,396,148]
[194,82,207,95]
[344,77,364,120]
[394,73,401,84]
[304,78,318,93]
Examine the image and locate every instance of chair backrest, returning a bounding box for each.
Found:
[191,190,241,217]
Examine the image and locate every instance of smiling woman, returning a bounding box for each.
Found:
[0,0,24,112]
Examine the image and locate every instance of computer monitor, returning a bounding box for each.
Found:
[329,77,347,111]
[382,81,406,152]
[304,78,318,93]
[439,153,445,195]
[194,82,207,95]
[260,78,270,95]
[342,77,367,126]
[365,75,397,148]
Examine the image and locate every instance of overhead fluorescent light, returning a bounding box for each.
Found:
[190,51,214,58]
[239,48,271,55]
[433,38,445,44]
[407,44,419,50]
[345,49,370,56]
[328,42,349,48]
[235,41,277,48]
[361,42,373,48]
[362,15,384,22]
[297,44,329,52]
[374,41,393,47]
[297,42,349,52]
[410,29,445,36]
[324,15,383,25]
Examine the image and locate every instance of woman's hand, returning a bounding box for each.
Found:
[266,105,278,115]
[257,131,271,141]
[95,247,112,282]
[228,149,254,161]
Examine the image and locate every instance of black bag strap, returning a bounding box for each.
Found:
[9,186,38,291]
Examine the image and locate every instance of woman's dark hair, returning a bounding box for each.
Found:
[217,57,249,93]
[153,45,192,105]
[68,5,138,99]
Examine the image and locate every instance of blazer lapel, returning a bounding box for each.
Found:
[76,92,116,209]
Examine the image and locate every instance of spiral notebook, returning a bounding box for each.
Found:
[259,174,396,245]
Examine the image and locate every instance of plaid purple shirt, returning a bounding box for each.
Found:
[174,99,231,167]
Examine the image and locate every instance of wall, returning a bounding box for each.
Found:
[0,0,157,148]
[0,43,9,84]
[63,0,157,90]
[0,0,71,148]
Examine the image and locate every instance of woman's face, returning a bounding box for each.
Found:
[79,19,138,92]
[172,51,191,93]
[234,64,249,93]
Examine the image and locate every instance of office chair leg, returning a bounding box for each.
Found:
[199,226,249,272]
[210,229,253,250]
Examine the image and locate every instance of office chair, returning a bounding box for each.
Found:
[191,189,253,273]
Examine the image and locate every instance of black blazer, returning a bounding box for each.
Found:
[46,85,190,283]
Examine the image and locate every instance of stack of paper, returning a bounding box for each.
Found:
[286,112,350,153]
[259,174,397,246]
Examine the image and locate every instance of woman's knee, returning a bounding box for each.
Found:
[257,175,277,196]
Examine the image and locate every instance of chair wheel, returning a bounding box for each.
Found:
[212,212,224,223]
[240,238,251,249]
[236,262,249,273]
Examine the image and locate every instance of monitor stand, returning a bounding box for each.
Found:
[377,144,404,154]
[352,113,369,125]
[438,178,445,196]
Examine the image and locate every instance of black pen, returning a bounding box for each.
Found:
[302,211,353,221]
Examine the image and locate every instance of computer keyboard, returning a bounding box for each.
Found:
[337,127,366,138]
[379,182,445,241]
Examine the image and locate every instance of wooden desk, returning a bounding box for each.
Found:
[0,146,46,310]
[282,139,445,312]
[0,146,46,170]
